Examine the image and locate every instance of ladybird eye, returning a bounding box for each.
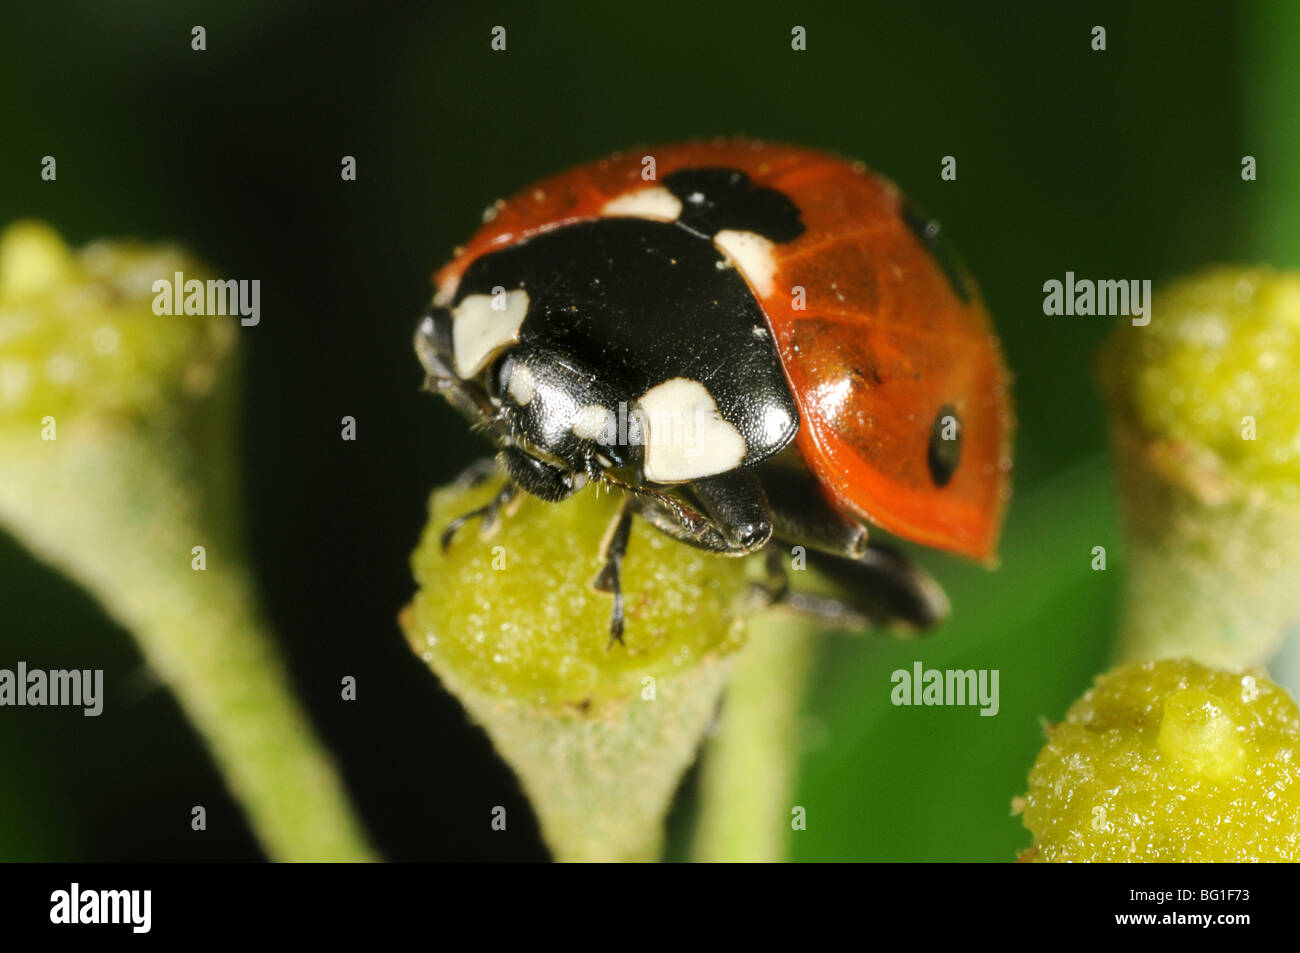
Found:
[927,405,962,487]
[487,354,512,395]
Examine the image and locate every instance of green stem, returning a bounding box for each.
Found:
[691,613,816,862]
[438,657,735,862]
[1239,1,1300,694]
[1108,418,1300,669]
[0,408,376,862]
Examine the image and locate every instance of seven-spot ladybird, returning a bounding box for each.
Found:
[416,139,1013,642]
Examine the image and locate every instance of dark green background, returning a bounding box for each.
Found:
[0,1,1287,861]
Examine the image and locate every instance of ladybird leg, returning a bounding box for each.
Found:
[751,547,881,630]
[621,486,758,555]
[593,470,738,554]
[688,470,774,552]
[449,455,501,490]
[774,543,950,633]
[758,546,790,601]
[760,462,870,559]
[440,480,519,551]
[592,497,634,647]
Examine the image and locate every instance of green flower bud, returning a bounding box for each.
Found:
[402,475,762,861]
[0,221,234,430]
[1018,658,1300,862]
[0,222,374,862]
[405,477,753,707]
[1099,268,1300,667]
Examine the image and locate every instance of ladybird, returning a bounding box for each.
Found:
[416,140,1013,642]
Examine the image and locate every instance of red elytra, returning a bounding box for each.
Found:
[433,140,1014,563]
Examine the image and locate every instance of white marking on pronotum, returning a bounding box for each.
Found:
[638,377,746,482]
[714,229,777,297]
[571,404,612,440]
[450,289,529,378]
[601,187,682,221]
[506,364,536,405]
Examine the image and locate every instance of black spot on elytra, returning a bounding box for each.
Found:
[927,405,962,487]
[901,200,973,303]
[664,168,805,243]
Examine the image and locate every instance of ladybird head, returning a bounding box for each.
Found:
[490,346,635,500]
[416,308,634,501]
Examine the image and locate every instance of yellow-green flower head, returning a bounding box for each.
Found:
[0,221,235,430]
[1021,658,1300,862]
[404,476,755,710]
[1100,268,1300,502]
